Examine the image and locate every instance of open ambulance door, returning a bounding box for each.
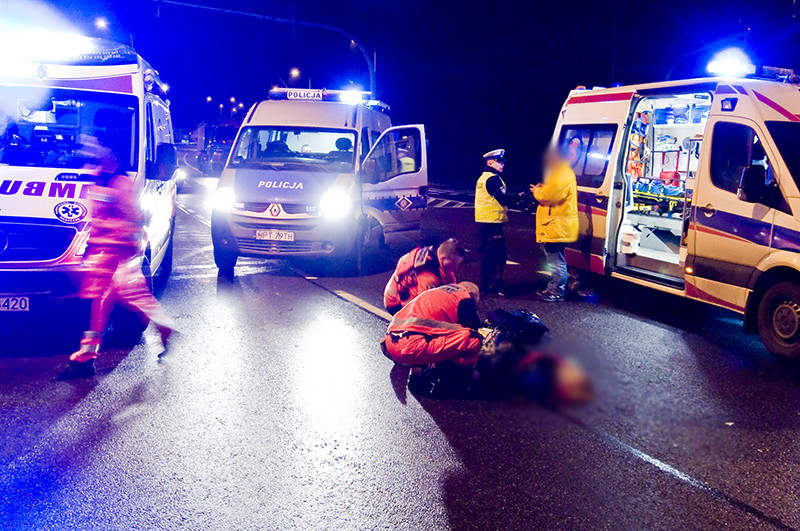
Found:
[557,123,623,275]
[360,125,428,245]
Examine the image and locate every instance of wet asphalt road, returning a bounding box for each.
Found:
[2,153,800,529]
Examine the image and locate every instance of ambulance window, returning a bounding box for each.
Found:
[558,125,617,188]
[766,121,800,191]
[710,122,770,195]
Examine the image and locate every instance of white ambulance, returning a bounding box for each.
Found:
[554,69,800,356]
[211,88,428,274]
[0,34,178,312]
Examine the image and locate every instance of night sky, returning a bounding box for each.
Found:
[7,0,800,186]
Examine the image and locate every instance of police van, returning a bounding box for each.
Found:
[211,88,428,273]
[553,68,800,357]
[0,34,179,312]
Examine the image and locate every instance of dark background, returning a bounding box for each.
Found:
[7,0,800,186]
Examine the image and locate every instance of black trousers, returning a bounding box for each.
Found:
[477,223,506,290]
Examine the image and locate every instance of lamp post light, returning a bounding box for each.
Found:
[289,67,300,79]
[94,17,109,30]
[206,96,212,102]
[229,96,236,104]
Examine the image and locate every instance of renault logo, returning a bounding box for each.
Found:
[0,230,8,256]
[268,204,282,217]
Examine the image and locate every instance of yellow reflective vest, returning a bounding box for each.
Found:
[475,171,508,223]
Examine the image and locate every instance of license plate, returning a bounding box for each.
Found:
[0,296,29,311]
[255,230,295,242]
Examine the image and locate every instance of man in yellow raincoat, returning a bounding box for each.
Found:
[531,148,579,302]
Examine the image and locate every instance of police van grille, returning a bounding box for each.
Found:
[240,202,269,213]
[239,203,315,215]
[281,204,315,215]
[0,222,76,262]
[236,238,314,253]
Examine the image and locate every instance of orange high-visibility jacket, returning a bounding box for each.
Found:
[387,284,472,336]
[383,246,456,314]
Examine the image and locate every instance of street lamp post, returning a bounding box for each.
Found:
[153,0,377,95]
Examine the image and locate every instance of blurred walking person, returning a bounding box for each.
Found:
[474,149,516,296]
[532,148,578,302]
[62,133,174,378]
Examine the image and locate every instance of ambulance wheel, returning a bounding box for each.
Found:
[757,282,800,358]
[214,245,238,273]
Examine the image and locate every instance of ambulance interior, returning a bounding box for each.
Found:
[617,92,710,280]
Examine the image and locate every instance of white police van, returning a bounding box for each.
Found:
[0,34,178,312]
[553,67,800,356]
[211,88,428,273]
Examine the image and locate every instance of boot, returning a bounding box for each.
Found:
[69,331,101,363]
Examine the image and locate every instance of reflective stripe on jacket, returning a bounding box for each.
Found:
[533,161,579,243]
[475,171,508,224]
[388,284,471,336]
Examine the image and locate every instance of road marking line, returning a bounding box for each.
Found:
[565,414,796,531]
[177,204,210,228]
[435,200,452,208]
[181,152,203,174]
[291,267,391,323]
[333,289,393,321]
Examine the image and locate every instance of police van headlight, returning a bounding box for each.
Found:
[175,168,187,181]
[319,189,352,219]
[214,186,236,212]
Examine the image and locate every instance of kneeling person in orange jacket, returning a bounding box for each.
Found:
[383,238,466,315]
[382,282,483,367]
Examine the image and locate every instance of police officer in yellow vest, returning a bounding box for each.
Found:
[475,148,516,295]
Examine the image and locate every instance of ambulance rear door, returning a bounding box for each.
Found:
[555,89,632,274]
[360,125,427,244]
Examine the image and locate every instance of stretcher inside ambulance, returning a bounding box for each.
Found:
[0,36,178,312]
[555,71,800,357]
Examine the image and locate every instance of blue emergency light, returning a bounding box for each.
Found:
[267,87,390,113]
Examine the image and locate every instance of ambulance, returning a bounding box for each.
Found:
[0,33,179,312]
[554,68,800,357]
[211,88,428,274]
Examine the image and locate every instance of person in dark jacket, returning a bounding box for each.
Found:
[474,149,517,296]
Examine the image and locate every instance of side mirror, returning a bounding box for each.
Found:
[148,143,178,181]
[737,165,766,203]
[360,158,380,185]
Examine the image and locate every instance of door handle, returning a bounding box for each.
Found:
[698,204,716,216]
[595,193,608,203]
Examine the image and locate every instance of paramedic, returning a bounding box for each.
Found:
[532,148,579,302]
[383,238,467,315]
[475,148,516,295]
[62,132,175,379]
[382,282,483,367]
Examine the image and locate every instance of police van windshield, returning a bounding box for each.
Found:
[0,86,138,170]
[230,126,357,172]
[766,121,800,192]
